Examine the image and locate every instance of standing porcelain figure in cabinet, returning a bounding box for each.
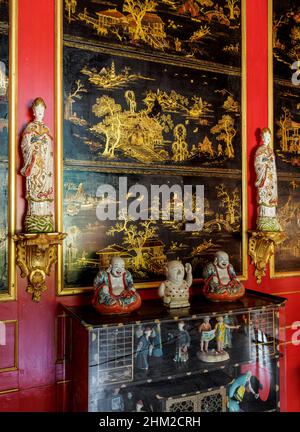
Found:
[158,260,193,308]
[169,320,191,363]
[254,128,281,232]
[20,98,54,233]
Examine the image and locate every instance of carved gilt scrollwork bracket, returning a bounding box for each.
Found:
[13,233,67,302]
[248,231,286,284]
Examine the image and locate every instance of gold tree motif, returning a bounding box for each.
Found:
[107,215,158,269]
[216,184,240,226]
[91,96,123,158]
[65,0,77,24]
[123,0,158,42]
[211,115,236,159]
[273,14,291,49]
[225,0,240,20]
[64,80,87,120]
[277,107,292,152]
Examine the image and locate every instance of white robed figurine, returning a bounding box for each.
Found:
[254,128,281,232]
[20,98,54,232]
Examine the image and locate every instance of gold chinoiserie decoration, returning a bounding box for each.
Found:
[13,233,67,302]
[248,231,286,284]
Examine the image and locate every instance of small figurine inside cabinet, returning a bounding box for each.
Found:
[107,387,125,412]
[135,400,146,412]
[158,260,192,309]
[197,315,240,363]
[150,324,163,358]
[92,256,141,314]
[168,320,191,363]
[228,371,260,412]
[198,316,214,353]
[202,251,245,302]
[135,326,153,371]
[215,315,240,357]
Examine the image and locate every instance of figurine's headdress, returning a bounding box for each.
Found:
[32,97,47,109]
[261,127,271,136]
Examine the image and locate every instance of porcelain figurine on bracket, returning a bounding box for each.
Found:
[158,260,192,308]
[20,98,54,233]
[92,256,141,315]
[135,326,153,371]
[254,128,281,232]
[202,250,245,302]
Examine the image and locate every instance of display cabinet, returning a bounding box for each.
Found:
[61,289,286,412]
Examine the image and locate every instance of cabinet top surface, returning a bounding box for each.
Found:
[61,289,286,329]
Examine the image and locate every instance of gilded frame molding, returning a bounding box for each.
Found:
[0,319,19,372]
[268,0,300,279]
[0,0,17,302]
[55,0,248,295]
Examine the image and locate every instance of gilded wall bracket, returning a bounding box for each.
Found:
[13,233,67,302]
[248,231,286,284]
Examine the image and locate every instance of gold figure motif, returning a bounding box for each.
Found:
[13,233,67,302]
[172,124,189,161]
[248,231,286,284]
[197,136,214,158]
[223,43,239,55]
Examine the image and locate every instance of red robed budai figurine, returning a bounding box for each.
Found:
[92,256,141,315]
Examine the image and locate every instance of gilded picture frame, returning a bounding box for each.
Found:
[0,0,17,301]
[55,0,247,295]
[269,0,300,278]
